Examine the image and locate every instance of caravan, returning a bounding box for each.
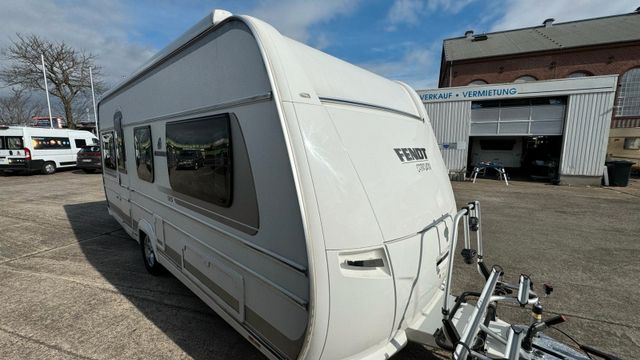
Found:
[99,10,615,360]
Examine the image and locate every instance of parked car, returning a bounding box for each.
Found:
[76,145,102,173]
[176,149,205,170]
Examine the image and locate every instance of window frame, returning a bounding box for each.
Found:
[134,125,154,183]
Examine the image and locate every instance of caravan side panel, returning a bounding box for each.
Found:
[99,20,309,359]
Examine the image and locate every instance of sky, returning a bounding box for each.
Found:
[0,0,637,95]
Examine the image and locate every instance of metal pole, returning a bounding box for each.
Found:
[89,66,98,132]
[41,54,53,128]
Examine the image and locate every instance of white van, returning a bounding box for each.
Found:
[0,126,98,174]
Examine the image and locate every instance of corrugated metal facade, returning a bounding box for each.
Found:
[424,101,471,172]
[560,92,615,176]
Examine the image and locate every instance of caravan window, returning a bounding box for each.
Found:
[134,126,154,182]
[1,136,23,150]
[101,131,117,171]
[74,139,87,148]
[32,137,71,149]
[166,114,232,207]
[114,111,127,173]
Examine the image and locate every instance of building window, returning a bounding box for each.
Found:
[134,126,154,183]
[514,75,537,83]
[617,68,640,116]
[166,114,232,207]
[74,139,86,148]
[567,71,591,78]
[101,131,117,171]
[468,79,487,86]
[624,137,640,150]
[32,137,71,149]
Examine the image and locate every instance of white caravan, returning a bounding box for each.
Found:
[99,10,616,360]
[0,126,98,174]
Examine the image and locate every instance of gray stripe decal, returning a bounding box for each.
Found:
[173,197,258,235]
[184,260,239,312]
[245,308,305,360]
[108,201,132,227]
[161,245,182,268]
[319,96,423,121]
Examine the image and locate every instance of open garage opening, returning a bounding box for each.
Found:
[467,96,566,183]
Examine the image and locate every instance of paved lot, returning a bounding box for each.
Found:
[0,171,638,359]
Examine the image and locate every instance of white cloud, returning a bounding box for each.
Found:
[358,44,439,89]
[0,0,156,93]
[386,0,475,31]
[489,0,635,31]
[248,0,360,46]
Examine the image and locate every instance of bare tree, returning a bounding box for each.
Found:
[0,34,104,128]
[0,88,44,126]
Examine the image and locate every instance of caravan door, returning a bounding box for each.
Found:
[103,111,132,230]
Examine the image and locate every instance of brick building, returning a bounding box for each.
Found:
[438,9,640,129]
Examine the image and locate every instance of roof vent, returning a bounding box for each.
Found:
[471,34,488,42]
[465,30,474,39]
[543,18,555,27]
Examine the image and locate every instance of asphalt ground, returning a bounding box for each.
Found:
[0,170,638,359]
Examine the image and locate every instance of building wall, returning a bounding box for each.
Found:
[560,92,615,178]
[440,42,640,128]
[424,100,471,172]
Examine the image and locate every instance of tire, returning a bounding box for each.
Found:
[141,233,162,275]
[82,168,95,174]
[42,161,56,175]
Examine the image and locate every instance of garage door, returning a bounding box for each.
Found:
[470,97,566,136]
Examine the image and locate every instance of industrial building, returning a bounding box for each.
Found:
[422,9,640,184]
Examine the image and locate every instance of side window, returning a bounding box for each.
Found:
[624,138,640,150]
[74,139,86,148]
[134,126,154,182]
[114,111,126,173]
[31,137,70,149]
[6,136,23,149]
[101,131,117,171]
[166,114,232,207]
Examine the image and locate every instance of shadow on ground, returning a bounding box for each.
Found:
[64,201,447,360]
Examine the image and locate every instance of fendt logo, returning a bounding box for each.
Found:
[393,148,428,163]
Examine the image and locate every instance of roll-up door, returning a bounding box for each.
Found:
[470,97,566,136]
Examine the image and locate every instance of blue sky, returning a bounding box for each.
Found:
[0,0,636,91]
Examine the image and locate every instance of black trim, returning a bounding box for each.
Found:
[60,161,76,166]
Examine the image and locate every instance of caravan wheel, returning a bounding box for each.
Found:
[141,234,162,275]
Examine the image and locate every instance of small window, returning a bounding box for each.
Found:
[114,111,126,173]
[567,71,590,78]
[31,137,71,149]
[514,75,537,83]
[617,69,640,116]
[166,114,232,207]
[468,79,488,86]
[4,136,23,150]
[101,131,117,171]
[134,126,154,183]
[74,139,86,148]
[624,137,640,150]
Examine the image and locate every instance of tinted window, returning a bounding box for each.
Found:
[79,146,100,153]
[74,139,86,148]
[134,126,154,183]
[1,136,23,150]
[114,111,126,173]
[101,131,117,170]
[32,137,70,149]
[166,114,232,207]
[624,137,640,150]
